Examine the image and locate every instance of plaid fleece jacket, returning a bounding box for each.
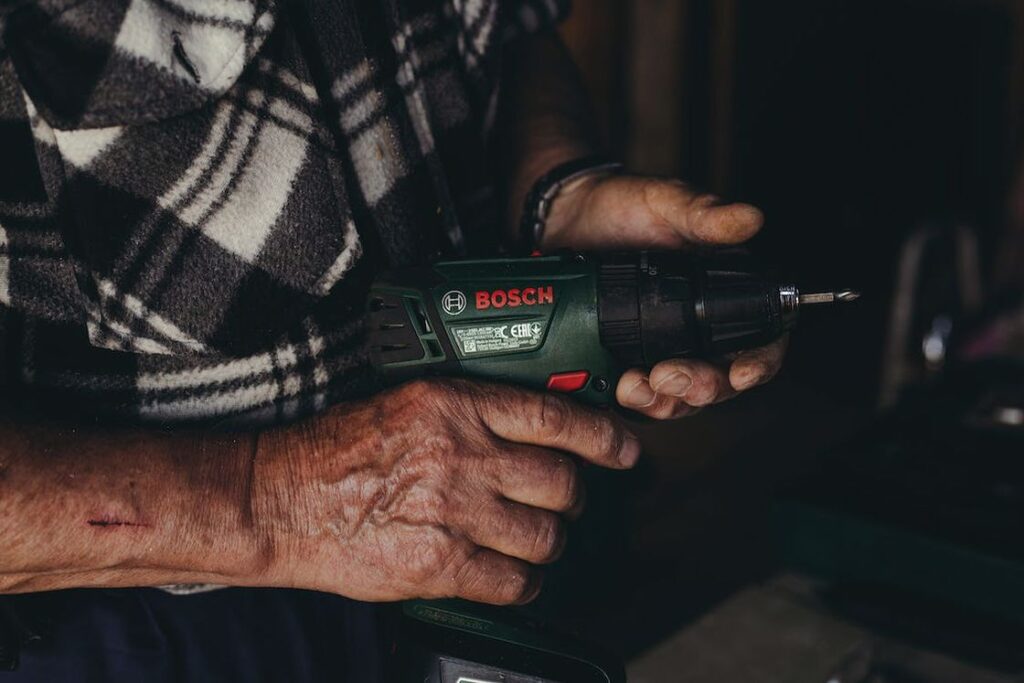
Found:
[0,0,567,426]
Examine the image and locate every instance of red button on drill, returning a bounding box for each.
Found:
[546,370,590,393]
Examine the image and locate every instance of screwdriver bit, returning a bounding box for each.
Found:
[798,289,861,305]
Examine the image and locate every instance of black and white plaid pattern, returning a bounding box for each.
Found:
[0,0,568,425]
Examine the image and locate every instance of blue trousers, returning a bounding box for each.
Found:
[3,588,385,682]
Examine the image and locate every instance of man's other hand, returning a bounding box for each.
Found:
[253,379,638,605]
[541,174,787,419]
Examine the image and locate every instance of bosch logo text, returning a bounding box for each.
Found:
[475,286,554,310]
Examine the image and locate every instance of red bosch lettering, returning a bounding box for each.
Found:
[475,285,555,310]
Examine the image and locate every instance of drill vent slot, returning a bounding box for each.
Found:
[407,297,432,333]
[369,297,399,312]
[369,292,426,363]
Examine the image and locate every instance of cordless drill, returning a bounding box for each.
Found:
[371,250,857,682]
[369,250,857,401]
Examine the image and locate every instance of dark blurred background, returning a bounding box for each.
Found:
[544,1,1024,679]
[563,0,1021,404]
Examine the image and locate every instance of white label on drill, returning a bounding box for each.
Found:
[452,321,545,355]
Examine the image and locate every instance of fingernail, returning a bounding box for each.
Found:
[652,371,693,397]
[734,366,763,390]
[619,434,642,468]
[625,377,657,407]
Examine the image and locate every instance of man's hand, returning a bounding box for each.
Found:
[542,174,787,419]
[254,378,638,605]
[0,379,634,604]
[502,32,785,419]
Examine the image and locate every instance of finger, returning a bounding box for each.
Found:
[477,386,640,469]
[491,445,584,516]
[449,547,543,606]
[683,199,765,246]
[616,368,658,409]
[729,336,788,391]
[646,359,736,407]
[633,393,704,420]
[641,180,764,246]
[460,499,567,565]
[566,478,587,519]
[615,370,701,419]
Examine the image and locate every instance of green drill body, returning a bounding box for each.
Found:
[370,253,616,404]
[369,251,844,405]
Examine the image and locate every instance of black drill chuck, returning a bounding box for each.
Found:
[597,252,808,366]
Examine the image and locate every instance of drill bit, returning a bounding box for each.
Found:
[798,289,861,305]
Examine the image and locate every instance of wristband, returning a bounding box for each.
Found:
[520,155,623,251]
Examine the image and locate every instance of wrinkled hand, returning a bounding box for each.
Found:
[542,174,787,419]
[253,379,638,605]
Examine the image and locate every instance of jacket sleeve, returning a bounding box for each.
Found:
[0,52,84,326]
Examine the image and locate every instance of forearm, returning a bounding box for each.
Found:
[501,32,599,241]
[0,418,261,593]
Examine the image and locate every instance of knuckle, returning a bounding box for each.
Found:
[649,398,682,420]
[413,480,454,524]
[641,182,669,226]
[687,373,720,406]
[421,430,458,462]
[687,390,716,408]
[451,548,498,600]
[693,191,719,208]
[406,529,459,586]
[400,378,440,403]
[498,566,538,605]
[592,417,624,459]
[404,379,475,416]
[530,515,566,563]
[568,411,622,462]
[450,547,481,591]
[549,457,581,510]
[532,393,572,439]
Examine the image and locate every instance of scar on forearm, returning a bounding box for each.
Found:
[87,517,149,528]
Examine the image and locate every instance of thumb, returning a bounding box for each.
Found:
[645,180,764,246]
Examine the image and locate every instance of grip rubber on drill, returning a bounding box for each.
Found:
[597,252,790,367]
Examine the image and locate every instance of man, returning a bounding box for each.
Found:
[0,0,784,679]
